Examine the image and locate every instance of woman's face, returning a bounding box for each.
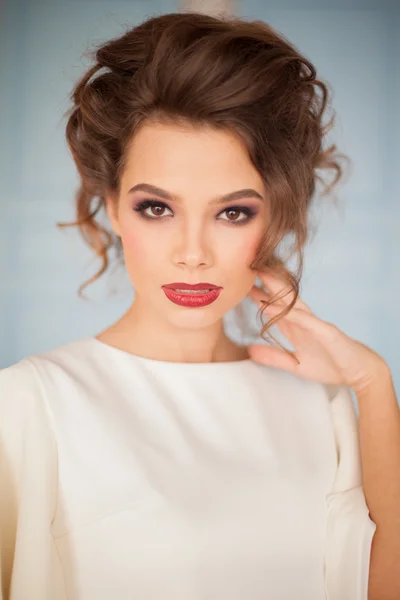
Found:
[106,121,268,331]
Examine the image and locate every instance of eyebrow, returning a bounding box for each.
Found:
[127,183,264,206]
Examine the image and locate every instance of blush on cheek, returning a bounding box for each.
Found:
[120,228,161,271]
[239,235,263,266]
[120,225,147,254]
[118,232,146,275]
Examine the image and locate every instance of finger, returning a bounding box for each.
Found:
[247,284,299,315]
[256,270,312,313]
[248,284,324,335]
[247,284,293,318]
[273,319,298,346]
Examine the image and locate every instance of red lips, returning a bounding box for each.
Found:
[162,282,221,291]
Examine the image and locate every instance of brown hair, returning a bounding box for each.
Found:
[57,11,349,356]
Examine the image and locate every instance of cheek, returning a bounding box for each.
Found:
[228,231,262,267]
[119,225,159,272]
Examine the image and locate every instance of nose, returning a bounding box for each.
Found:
[171,219,213,270]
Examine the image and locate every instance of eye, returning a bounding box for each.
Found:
[133,199,173,219]
[218,206,256,224]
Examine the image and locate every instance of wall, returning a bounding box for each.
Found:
[0,0,398,393]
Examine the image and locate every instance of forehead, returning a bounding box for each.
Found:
[121,122,264,193]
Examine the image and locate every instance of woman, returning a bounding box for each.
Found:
[0,11,399,600]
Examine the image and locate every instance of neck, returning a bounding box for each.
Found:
[95,299,249,364]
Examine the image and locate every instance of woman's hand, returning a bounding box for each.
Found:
[246,270,388,394]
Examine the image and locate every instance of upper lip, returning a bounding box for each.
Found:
[162,282,221,290]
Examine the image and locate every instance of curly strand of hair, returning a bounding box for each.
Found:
[253,254,302,364]
[56,190,112,300]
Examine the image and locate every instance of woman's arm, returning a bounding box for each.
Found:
[355,364,400,600]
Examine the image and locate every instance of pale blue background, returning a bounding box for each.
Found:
[1,0,399,394]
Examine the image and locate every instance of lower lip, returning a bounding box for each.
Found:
[162,287,222,307]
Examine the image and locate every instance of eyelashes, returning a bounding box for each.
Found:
[132,199,258,225]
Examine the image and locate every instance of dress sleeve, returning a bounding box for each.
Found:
[323,384,377,600]
[0,359,61,600]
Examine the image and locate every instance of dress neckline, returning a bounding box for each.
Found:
[87,336,254,368]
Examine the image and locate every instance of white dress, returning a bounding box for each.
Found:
[0,337,376,600]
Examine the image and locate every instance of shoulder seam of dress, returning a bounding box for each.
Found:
[22,356,60,526]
